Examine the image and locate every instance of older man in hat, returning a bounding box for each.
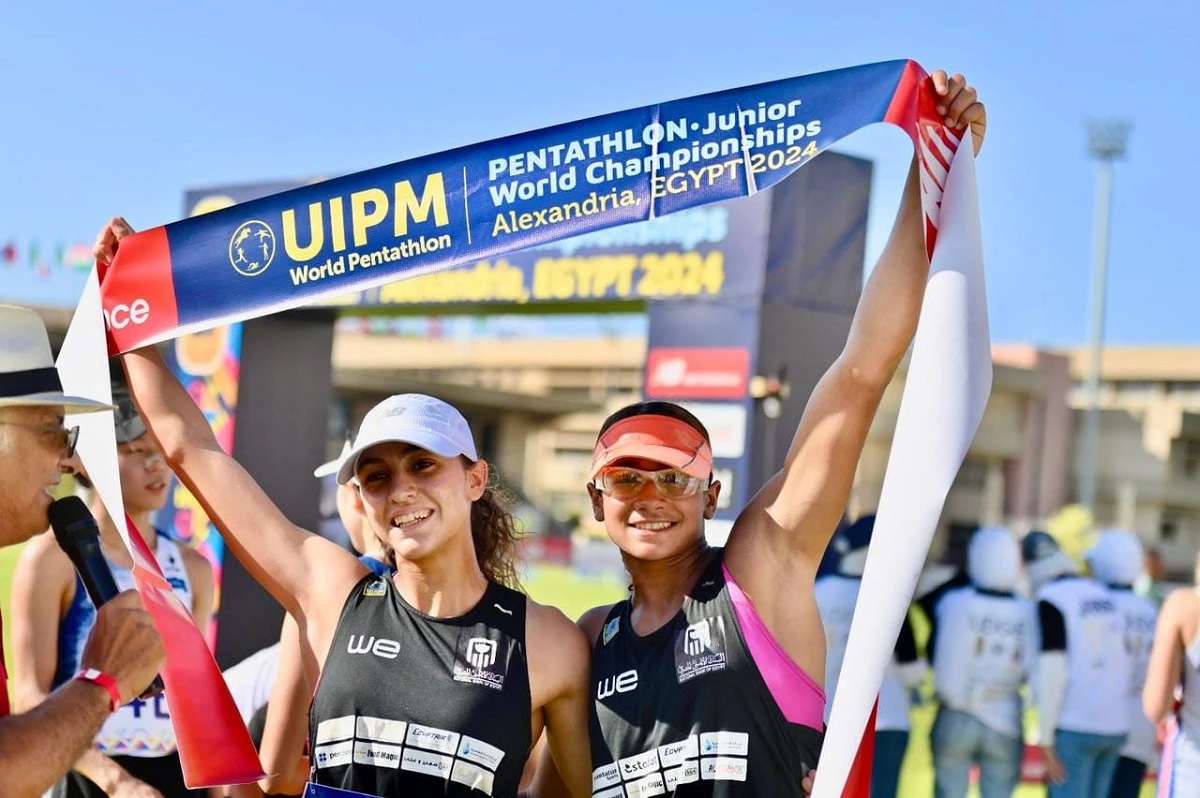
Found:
[13,384,213,797]
[0,304,164,795]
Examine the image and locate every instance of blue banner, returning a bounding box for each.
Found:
[100,59,932,353]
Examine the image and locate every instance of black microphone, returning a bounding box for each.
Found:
[49,496,164,701]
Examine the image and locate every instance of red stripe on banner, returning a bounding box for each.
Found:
[888,69,963,262]
[99,227,179,355]
[126,514,264,788]
[882,61,927,139]
[841,701,878,797]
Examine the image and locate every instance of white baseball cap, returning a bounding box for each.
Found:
[314,439,353,479]
[337,394,478,485]
[0,305,113,414]
[1085,529,1145,586]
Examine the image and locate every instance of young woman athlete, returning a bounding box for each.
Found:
[539,69,986,797]
[97,218,593,797]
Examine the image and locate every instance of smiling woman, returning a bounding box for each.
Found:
[525,68,990,798]
[98,212,596,798]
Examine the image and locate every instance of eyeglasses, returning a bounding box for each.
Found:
[594,466,706,501]
[0,422,80,458]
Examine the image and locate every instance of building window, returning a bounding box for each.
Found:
[1182,440,1200,479]
[1160,517,1179,541]
[1160,508,1196,542]
[1114,380,1162,396]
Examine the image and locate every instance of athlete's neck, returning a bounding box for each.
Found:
[362,545,389,562]
[91,498,155,566]
[624,541,713,636]
[391,542,489,618]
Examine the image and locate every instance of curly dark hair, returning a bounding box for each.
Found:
[469,480,524,589]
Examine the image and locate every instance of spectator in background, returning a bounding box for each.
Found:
[1138,547,1170,607]
[1024,530,1130,798]
[1084,530,1159,798]
[816,514,926,798]
[921,526,1036,798]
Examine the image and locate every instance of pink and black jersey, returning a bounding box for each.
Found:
[589,549,824,797]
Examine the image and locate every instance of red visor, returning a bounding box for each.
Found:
[590,415,713,480]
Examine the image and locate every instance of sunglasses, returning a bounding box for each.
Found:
[0,422,80,458]
[594,466,706,501]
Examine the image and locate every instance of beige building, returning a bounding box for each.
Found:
[1059,347,1200,575]
[330,327,1200,576]
[33,302,1200,575]
[329,324,1076,559]
[849,345,1074,568]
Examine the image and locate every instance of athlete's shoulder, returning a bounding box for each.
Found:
[575,603,622,648]
[524,599,591,670]
[525,596,586,640]
[172,538,213,571]
[17,529,74,581]
[1160,587,1200,622]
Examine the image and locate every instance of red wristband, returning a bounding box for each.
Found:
[74,668,122,713]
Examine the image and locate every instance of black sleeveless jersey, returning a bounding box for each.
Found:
[589,550,824,797]
[309,574,533,797]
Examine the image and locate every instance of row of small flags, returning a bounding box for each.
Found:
[2,241,94,276]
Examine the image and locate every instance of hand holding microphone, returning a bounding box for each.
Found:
[49,496,166,706]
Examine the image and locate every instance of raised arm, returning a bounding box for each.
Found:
[100,216,364,633]
[118,340,360,626]
[726,72,986,571]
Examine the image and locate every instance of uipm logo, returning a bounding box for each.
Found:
[466,637,498,669]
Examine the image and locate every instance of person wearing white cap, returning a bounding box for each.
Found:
[1143,551,1200,797]
[0,304,165,796]
[1082,530,1158,798]
[101,216,593,798]
[1023,530,1130,798]
[923,526,1036,798]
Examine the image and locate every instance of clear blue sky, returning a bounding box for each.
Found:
[2,0,1194,346]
